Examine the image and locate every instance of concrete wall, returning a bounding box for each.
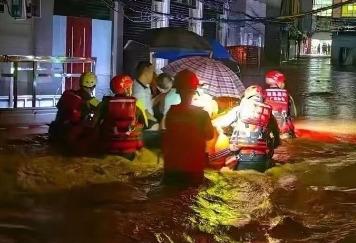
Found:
[0,1,55,99]
[0,0,54,55]
[331,33,356,65]
[265,0,283,63]
[92,19,112,99]
[0,9,34,55]
[34,0,54,56]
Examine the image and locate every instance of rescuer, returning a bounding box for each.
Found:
[213,85,280,172]
[264,70,297,139]
[98,74,147,160]
[49,72,100,154]
[162,69,214,185]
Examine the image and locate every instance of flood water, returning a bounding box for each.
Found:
[1,57,356,242]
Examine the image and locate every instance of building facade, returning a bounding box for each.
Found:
[226,0,266,66]
[331,0,356,65]
[300,0,356,65]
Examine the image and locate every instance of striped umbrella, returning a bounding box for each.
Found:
[162,56,245,98]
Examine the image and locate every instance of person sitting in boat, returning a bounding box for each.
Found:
[264,70,297,139]
[98,74,148,160]
[213,85,280,172]
[49,72,100,154]
[162,70,214,185]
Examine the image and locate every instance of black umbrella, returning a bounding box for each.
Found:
[142,27,212,52]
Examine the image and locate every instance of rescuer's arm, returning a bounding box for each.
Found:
[212,106,239,133]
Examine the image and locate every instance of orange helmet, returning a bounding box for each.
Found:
[173,69,199,91]
[244,85,264,99]
[265,70,285,88]
[110,74,134,95]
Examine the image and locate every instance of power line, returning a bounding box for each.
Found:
[275,0,356,20]
[102,0,356,25]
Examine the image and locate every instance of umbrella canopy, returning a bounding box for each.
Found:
[153,39,231,60]
[152,49,211,61]
[142,27,211,52]
[162,57,245,98]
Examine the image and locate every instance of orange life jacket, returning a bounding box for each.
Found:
[230,99,272,155]
[102,96,143,154]
[265,88,294,134]
[264,88,289,114]
[57,90,84,124]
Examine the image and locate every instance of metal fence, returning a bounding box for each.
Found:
[0,55,96,128]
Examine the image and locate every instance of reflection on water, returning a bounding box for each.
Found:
[1,57,356,242]
[285,57,356,120]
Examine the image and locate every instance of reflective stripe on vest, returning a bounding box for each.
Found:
[229,99,271,152]
[230,130,268,151]
[265,88,289,113]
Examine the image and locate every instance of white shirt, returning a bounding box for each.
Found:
[133,79,154,115]
[163,88,181,115]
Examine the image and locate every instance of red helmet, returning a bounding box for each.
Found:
[110,75,133,95]
[265,70,285,88]
[173,69,199,91]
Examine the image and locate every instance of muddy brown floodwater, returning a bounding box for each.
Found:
[0,57,356,242]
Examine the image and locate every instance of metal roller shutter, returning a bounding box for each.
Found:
[123,0,152,46]
[122,0,152,76]
[202,2,223,40]
[203,7,217,40]
[170,2,189,29]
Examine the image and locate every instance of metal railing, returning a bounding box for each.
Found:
[0,95,61,108]
[0,55,96,109]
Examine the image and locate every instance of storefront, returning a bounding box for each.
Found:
[308,32,332,55]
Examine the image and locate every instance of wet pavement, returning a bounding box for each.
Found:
[1,57,356,242]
